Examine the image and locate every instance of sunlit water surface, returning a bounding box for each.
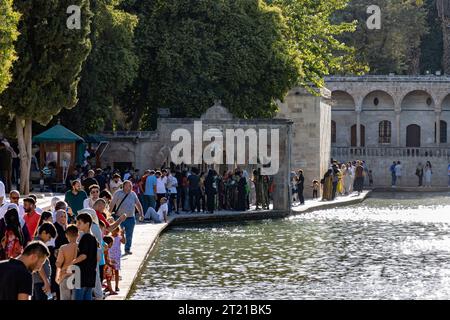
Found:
[129,192,450,300]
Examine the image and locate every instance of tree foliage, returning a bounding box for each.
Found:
[122,0,300,129]
[271,0,368,88]
[0,0,20,94]
[0,0,92,193]
[0,0,92,124]
[54,0,139,135]
[335,0,429,74]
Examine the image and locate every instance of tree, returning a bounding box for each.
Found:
[437,0,450,73]
[420,0,443,74]
[271,0,367,89]
[53,0,138,135]
[335,0,428,75]
[0,0,20,94]
[123,0,299,130]
[0,0,92,194]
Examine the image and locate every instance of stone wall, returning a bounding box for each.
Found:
[101,103,293,211]
[277,87,332,198]
[332,152,450,187]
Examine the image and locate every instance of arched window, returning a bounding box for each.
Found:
[331,121,336,143]
[435,120,447,143]
[379,120,391,144]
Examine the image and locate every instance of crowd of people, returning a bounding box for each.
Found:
[292,159,373,204]
[0,163,277,300]
[0,183,130,300]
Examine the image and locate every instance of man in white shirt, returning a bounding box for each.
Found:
[144,197,168,223]
[166,171,178,214]
[83,184,100,209]
[155,170,167,211]
[0,190,25,217]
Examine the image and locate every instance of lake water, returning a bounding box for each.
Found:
[129,192,450,300]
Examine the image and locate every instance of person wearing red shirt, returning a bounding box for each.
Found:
[23,197,41,238]
[92,199,126,234]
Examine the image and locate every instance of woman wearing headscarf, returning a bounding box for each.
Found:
[242,170,251,210]
[424,161,432,187]
[321,169,333,201]
[344,163,353,195]
[54,209,69,249]
[236,171,247,211]
[0,207,28,259]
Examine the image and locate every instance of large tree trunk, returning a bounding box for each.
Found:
[16,117,32,195]
[442,17,450,74]
[437,0,450,74]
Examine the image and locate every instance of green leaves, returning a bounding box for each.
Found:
[0,0,20,94]
[123,0,299,129]
[54,0,139,135]
[0,0,92,125]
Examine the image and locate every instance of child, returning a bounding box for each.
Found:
[102,235,116,295]
[72,213,98,301]
[32,222,57,300]
[368,170,374,186]
[55,224,79,300]
[109,226,126,292]
[37,211,53,228]
[312,180,320,199]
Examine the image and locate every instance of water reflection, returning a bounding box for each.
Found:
[130,192,450,300]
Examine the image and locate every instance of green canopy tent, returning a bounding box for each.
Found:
[33,124,85,182]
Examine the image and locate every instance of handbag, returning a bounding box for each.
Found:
[111,192,130,219]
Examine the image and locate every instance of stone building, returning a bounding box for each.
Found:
[327,75,450,186]
[100,102,294,211]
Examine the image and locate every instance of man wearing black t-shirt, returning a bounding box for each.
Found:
[73,213,99,300]
[0,241,50,300]
[82,170,99,193]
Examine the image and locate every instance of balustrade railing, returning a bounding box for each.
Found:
[332,146,450,159]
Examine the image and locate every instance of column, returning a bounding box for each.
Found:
[436,111,441,146]
[356,111,361,147]
[395,111,401,147]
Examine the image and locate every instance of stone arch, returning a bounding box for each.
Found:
[441,94,450,111]
[362,90,395,111]
[331,90,355,110]
[401,90,435,110]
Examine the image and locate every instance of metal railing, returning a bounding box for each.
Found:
[332,146,450,158]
